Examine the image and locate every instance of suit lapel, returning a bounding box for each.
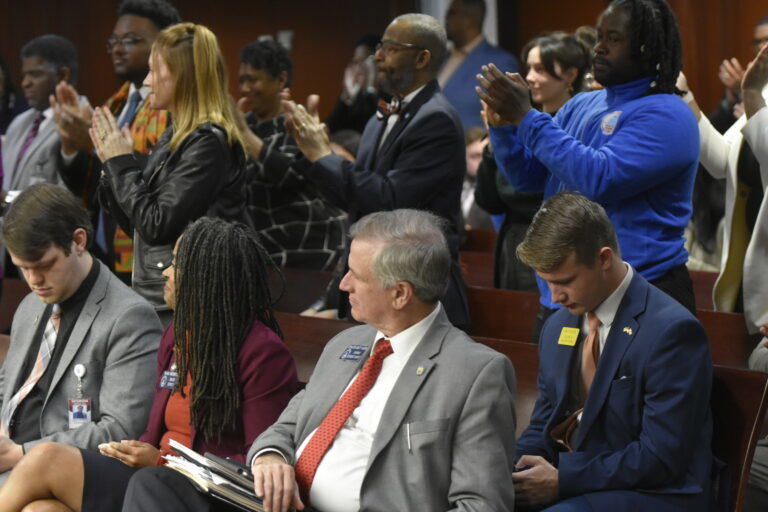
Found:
[303,332,374,436]
[45,267,109,404]
[551,313,582,420]
[574,274,647,448]
[365,308,449,470]
[14,123,56,187]
[376,80,439,164]
[3,300,47,405]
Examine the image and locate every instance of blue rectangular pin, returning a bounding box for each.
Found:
[340,345,367,361]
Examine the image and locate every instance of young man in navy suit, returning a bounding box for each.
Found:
[514,192,713,511]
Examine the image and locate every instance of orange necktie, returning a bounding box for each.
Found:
[294,339,393,502]
[580,312,602,395]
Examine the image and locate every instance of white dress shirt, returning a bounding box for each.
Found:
[575,263,633,424]
[378,84,427,150]
[297,304,442,512]
[116,83,149,126]
[580,263,634,351]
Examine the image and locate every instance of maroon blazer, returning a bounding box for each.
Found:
[139,320,299,463]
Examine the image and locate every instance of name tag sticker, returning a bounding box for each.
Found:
[557,327,580,346]
[340,345,367,361]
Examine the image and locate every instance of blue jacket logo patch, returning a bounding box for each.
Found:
[601,110,622,135]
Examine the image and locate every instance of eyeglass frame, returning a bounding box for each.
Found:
[106,35,146,53]
[375,39,427,55]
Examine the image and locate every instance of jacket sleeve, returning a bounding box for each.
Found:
[102,128,233,246]
[233,335,299,464]
[698,114,739,180]
[741,107,768,186]
[489,124,549,193]
[515,103,699,203]
[447,355,517,511]
[473,147,509,215]
[515,340,559,463]
[23,301,162,452]
[557,318,712,497]
[303,110,462,214]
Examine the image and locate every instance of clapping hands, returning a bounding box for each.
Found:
[50,81,94,155]
[476,63,532,126]
[282,91,331,163]
[89,107,134,162]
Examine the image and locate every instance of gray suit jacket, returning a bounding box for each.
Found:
[248,307,517,511]
[0,260,161,453]
[1,108,66,191]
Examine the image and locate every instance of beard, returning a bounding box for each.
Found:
[375,65,416,96]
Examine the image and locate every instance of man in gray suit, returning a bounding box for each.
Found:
[121,209,517,512]
[0,183,160,480]
[2,35,79,193]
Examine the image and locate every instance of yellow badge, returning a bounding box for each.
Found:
[557,327,580,346]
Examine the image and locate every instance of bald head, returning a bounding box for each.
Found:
[390,13,448,74]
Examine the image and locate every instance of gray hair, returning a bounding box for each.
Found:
[392,13,448,72]
[349,209,450,304]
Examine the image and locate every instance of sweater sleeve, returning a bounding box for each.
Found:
[516,101,699,203]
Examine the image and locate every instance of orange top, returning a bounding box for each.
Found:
[158,373,193,463]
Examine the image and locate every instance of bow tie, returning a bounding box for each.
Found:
[376,95,403,120]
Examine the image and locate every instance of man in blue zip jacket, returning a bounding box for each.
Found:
[477,0,699,342]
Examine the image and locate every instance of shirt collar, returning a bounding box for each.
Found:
[591,263,633,329]
[374,302,442,364]
[128,82,151,101]
[40,107,53,120]
[59,259,100,313]
[400,83,427,109]
[604,76,654,104]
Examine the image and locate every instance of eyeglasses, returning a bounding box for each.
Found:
[375,39,425,55]
[106,36,145,52]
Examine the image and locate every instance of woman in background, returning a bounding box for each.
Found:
[475,32,591,300]
[90,22,249,323]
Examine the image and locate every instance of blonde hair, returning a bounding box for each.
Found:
[151,23,245,152]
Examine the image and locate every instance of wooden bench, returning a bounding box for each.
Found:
[691,270,717,311]
[466,285,754,368]
[461,229,497,253]
[711,365,768,511]
[459,251,495,288]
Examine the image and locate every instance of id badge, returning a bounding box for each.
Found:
[160,364,179,390]
[68,398,92,429]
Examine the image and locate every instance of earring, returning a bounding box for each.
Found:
[567,82,574,94]
[640,44,646,53]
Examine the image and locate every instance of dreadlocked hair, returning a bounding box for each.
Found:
[172,217,283,442]
[610,0,683,95]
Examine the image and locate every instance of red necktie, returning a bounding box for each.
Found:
[294,339,393,501]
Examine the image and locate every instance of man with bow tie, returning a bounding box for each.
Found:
[513,192,714,511]
[283,13,470,329]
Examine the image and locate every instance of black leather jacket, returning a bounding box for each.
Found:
[99,122,248,310]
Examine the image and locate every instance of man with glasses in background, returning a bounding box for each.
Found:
[284,13,470,329]
[49,0,180,283]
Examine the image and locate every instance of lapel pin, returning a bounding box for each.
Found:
[623,327,633,335]
[416,366,424,376]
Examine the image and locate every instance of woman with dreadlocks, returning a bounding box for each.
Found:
[0,217,298,512]
[477,0,700,338]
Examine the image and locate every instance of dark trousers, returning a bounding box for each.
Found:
[121,466,228,512]
[530,264,696,343]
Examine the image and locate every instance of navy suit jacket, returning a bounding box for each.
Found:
[301,79,469,327]
[517,273,713,506]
